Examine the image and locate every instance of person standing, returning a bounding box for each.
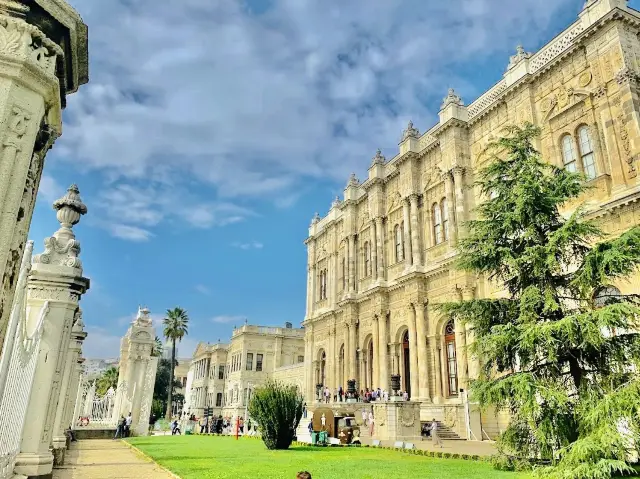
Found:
[124,412,132,437]
[113,416,125,440]
[361,408,368,427]
[368,411,374,437]
[431,418,442,448]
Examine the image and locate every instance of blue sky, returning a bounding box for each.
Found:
[26,0,627,358]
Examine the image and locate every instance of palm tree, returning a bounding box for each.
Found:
[96,367,119,396]
[152,336,163,357]
[163,307,189,420]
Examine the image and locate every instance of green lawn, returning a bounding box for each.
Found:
[127,435,527,479]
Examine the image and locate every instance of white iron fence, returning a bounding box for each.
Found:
[0,242,49,479]
[74,380,135,429]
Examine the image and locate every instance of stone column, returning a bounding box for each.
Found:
[372,316,380,389]
[452,166,466,238]
[407,306,419,400]
[348,321,357,381]
[66,357,85,432]
[52,309,86,466]
[375,217,385,280]
[348,235,356,292]
[414,300,430,402]
[15,186,89,478]
[378,313,389,391]
[402,199,412,269]
[310,265,317,310]
[443,171,457,245]
[432,338,443,400]
[305,265,313,315]
[409,195,421,267]
[331,321,337,390]
[370,220,377,279]
[0,2,88,358]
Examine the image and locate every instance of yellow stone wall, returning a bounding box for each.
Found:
[304,0,640,437]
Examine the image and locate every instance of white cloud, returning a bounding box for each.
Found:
[195,284,211,296]
[107,224,154,242]
[232,241,263,250]
[38,175,64,203]
[56,0,574,229]
[212,315,247,324]
[87,183,254,240]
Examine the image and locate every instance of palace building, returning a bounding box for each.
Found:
[303,0,640,439]
[185,323,305,420]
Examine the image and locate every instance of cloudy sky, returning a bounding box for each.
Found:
[27,0,621,358]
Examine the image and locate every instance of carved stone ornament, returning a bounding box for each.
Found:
[0,15,63,75]
[371,148,386,167]
[441,88,464,110]
[72,307,84,329]
[401,120,420,142]
[347,173,360,188]
[400,407,416,427]
[578,71,593,88]
[32,185,87,271]
[507,45,531,70]
[615,67,640,86]
[331,196,341,209]
[311,212,321,226]
[135,305,153,327]
[28,286,79,303]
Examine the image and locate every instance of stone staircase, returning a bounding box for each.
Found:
[295,416,312,443]
[426,421,463,440]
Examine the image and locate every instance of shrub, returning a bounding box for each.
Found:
[248,379,303,450]
[491,454,515,471]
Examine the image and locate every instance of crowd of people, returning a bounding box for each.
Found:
[320,386,410,403]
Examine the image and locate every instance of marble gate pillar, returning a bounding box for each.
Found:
[117,307,159,436]
[0,1,88,359]
[15,185,90,479]
[52,308,86,466]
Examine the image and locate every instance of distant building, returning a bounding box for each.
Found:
[185,322,305,419]
[83,358,119,380]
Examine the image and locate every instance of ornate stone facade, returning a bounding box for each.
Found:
[304,0,640,439]
[186,323,305,419]
[0,0,88,358]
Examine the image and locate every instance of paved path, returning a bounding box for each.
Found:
[52,439,175,479]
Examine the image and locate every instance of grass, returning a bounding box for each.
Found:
[127,435,528,479]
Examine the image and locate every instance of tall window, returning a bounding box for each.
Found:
[218,365,224,380]
[578,126,596,180]
[216,393,222,407]
[340,257,346,291]
[319,269,328,300]
[561,134,578,173]
[394,224,404,262]
[246,353,253,370]
[364,241,371,276]
[256,354,263,372]
[298,355,304,363]
[433,203,443,244]
[441,198,449,241]
[444,320,458,397]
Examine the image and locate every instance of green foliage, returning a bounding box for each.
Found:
[163,307,189,420]
[153,358,182,416]
[248,379,303,450]
[96,366,119,396]
[441,123,640,479]
[152,336,163,357]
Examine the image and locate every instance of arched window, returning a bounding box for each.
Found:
[444,320,458,397]
[593,285,621,308]
[394,224,403,262]
[441,198,449,241]
[319,269,328,300]
[433,203,443,245]
[562,135,577,173]
[364,241,371,276]
[578,126,596,180]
